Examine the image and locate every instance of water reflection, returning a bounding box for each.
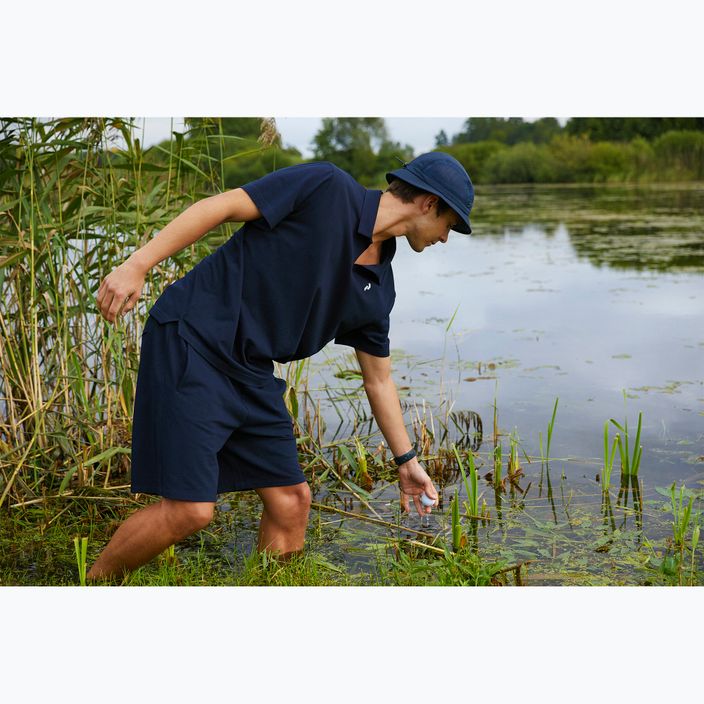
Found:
[474,183,704,272]
[616,473,644,534]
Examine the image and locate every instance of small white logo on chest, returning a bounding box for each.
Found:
[363,283,372,292]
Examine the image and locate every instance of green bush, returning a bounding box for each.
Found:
[437,141,507,183]
[653,130,704,179]
[484,142,558,183]
[546,134,595,182]
[625,137,656,181]
[587,141,632,182]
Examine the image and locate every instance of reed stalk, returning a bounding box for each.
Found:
[691,524,700,585]
[0,117,282,506]
[452,443,478,517]
[507,430,524,484]
[451,490,462,551]
[602,420,620,491]
[73,536,88,586]
[539,397,559,462]
[609,411,643,476]
[547,398,558,457]
[493,442,503,490]
[670,482,693,549]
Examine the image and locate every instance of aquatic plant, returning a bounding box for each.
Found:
[282,358,308,424]
[493,442,503,490]
[602,420,620,491]
[507,429,524,485]
[480,498,490,526]
[670,482,694,549]
[336,440,374,493]
[691,524,700,585]
[539,397,559,463]
[451,490,463,551]
[609,411,643,476]
[390,543,512,586]
[509,432,520,477]
[73,536,88,586]
[492,383,500,447]
[452,443,478,518]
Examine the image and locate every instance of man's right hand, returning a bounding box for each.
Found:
[96,260,146,324]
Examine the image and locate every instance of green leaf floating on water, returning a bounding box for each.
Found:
[654,485,699,499]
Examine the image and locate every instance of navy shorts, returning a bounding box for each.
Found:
[130,315,306,502]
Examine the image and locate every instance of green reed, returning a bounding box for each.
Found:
[508,430,520,479]
[602,420,620,491]
[505,428,528,489]
[670,482,694,549]
[691,524,700,585]
[451,489,462,551]
[493,442,503,489]
[73,536,88,586]
[539,397,559,463]
[0,117,279,507]
[452,443,478,517]
[609,411,643,476]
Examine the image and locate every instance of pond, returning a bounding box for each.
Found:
[259,182,704,584]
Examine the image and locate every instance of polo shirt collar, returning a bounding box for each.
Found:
[357,189,382,240]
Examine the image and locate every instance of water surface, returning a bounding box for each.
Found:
[290,183,704,583]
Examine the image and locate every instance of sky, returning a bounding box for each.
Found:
[135,117,471,156]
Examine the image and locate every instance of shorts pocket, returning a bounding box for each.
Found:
[175,336,193,393]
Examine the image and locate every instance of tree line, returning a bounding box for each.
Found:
[160,117,704,186]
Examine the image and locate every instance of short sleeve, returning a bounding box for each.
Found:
[241,162,335,229]
[334,316,390,358]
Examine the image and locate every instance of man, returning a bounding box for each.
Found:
[88,151,474,580]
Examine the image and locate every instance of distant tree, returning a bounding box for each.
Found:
[566,117,704,141]
[453,118,515,144]
[435,129,449,147]
[311,117,412,185]
[452,117,562,145]
[529,117,562,143]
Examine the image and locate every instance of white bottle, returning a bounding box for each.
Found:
[420,492,436,508]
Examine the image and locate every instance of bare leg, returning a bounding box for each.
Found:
[255,482,311,558]
[87,498,215,581]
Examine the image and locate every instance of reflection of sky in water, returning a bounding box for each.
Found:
[314,217,704,488]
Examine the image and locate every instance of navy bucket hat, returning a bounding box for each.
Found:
[385,151,474,234]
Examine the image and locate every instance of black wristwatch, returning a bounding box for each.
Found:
[393,446,417,466]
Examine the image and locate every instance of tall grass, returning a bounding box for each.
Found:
[0,118,279,507]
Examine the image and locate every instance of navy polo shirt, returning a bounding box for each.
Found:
[148,162,397,387]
